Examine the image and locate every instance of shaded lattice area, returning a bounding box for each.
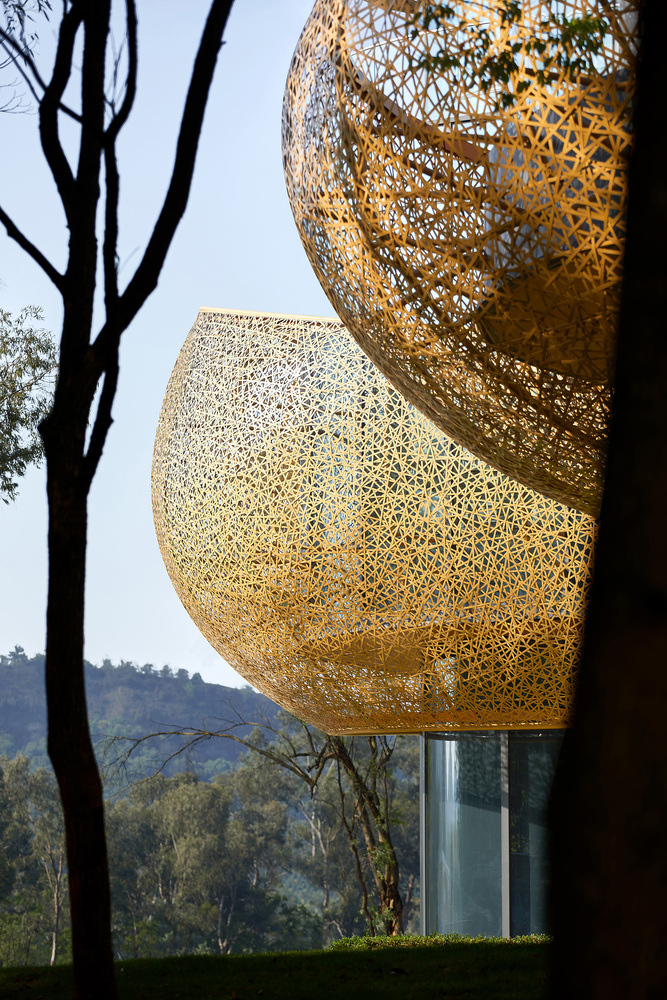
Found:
[282,0,637,516]
[152,310,594,735]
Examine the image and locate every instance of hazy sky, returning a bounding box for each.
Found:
[0,1,334,686]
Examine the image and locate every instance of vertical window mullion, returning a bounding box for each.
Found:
[500,730,511,937]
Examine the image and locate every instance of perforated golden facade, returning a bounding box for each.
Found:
[282,0,637,515]
[152,309,594,735]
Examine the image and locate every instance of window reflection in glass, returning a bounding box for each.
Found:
[424,730,563,937]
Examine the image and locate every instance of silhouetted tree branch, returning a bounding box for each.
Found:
[107,713,407,936]
[0,3,234,998]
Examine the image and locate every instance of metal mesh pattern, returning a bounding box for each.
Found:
[152,310,594,735]
[282,0,636,515]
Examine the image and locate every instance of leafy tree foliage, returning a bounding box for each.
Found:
[1,0,50,43]
[107,767,324,957]
[111,712,421,939]
[1,654,419,958]
[0,740,418,963]
[409,1,610,108]
[0,1,51,113]
[0,755,70,967]
[0,307,56,501]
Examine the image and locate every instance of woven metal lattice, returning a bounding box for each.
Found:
[152,309,594,735]
[282,0,637,516]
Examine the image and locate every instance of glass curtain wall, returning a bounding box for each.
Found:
[422,730,563,937]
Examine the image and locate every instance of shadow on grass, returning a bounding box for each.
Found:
[0,936,550,1000]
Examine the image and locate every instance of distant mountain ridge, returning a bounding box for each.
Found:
[0,647,281,774]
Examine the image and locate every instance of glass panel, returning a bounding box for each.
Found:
[509,732,563,936]
[425,733,502,936]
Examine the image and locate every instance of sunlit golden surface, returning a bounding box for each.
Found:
[152,310,594,735]
[282,0,636,515]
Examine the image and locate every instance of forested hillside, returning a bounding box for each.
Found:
[0,647,280,775]
[0,735,420,964]
[0,648,420,963]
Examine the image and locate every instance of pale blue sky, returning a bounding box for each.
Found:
[0,1,333,685]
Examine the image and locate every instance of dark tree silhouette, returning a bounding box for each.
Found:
[410,5,667,991]
[549,2,667,997]
[0,2,234,997]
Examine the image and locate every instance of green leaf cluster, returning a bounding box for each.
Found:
[410,2,610,108]
[0,1,51,57]
[0,754,70,967]
[105,769,319,958]
[0,308,56,502]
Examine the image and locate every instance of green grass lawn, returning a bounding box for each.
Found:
[0,937,549,1000]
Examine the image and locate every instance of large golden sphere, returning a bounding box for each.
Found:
[282,0,637,515]
[152,309,594,734]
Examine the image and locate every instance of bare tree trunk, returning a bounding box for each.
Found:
[297,798,331,909]
[549,3,667,997]
[335,760,376,935]
[353,798,403,935]
[49,851,64,966]
[319,820,331,912]
[127,894,139,960]
[43,439,115,997]
[332,737,404,935]
[217,896,236,956]
[402,872,416,930]
[0,0,232,990]
[23,928,34,966]
[49,900,60,967]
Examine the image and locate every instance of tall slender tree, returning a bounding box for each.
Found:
[0,3,234,997]
[549,2,667,996]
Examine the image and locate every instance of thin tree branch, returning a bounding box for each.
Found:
[0,29,82,121]
[95,11,136,477]
[84,0,232,484]
[0,364,57,407]
[335,759,375,935]
[82,353,118,486]
[38,6,81,217]
[100,1,137,318]
[104,0,137,142]
[103,142,120,316]
[0,31,42,99]
[105,725,323,788]
[0,204,63,288]
[114,0,233,331]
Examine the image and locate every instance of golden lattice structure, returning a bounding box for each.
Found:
[282,0,637,516]
[152,309,595,735]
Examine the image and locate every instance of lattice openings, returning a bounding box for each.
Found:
[152,310,594,735]
[282,0,637,516]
